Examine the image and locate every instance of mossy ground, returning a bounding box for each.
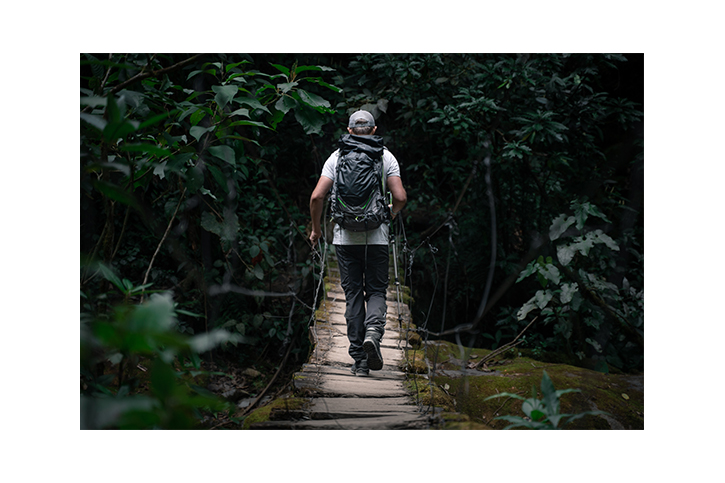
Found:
[241,394,309,429]
[405,340,643,430]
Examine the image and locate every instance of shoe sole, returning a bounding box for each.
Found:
[351,363,370,377]
[363,340,383,370]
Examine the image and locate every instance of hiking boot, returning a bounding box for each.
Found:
[350,360,369,377]
[363,335,383,371]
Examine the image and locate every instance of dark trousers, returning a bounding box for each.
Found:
[335,244,389,363]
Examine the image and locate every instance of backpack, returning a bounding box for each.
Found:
[329,134,389,232]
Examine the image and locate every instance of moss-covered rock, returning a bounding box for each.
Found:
[405,340,643,430]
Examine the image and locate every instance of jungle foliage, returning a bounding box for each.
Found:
[80,53,643,428]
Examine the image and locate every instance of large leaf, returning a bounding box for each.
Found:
[190,125,215,142]
[235,96,270,114]
[294,105,325,134]
[269,63,290,77]
[80,113,107,132]
[534,289,553,310]
[572,201,611,229]
[294,65,334,75]
[538,263,561,287]
[295,89,332,112]
[559,282,579,304]
[516,260,538,283]
[549,214,576,241]
[277,82,298,94]
[591,230,619,251]
[521,398,546,421]
[92,180,141,210]
[275,95,297,115]
[208,145,235,166]
[212,85,238,109]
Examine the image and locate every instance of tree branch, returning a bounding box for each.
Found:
[475,316,538,369]
[141,188,186,302]
[109,54,204,95]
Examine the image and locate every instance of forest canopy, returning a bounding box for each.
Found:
[80,53,643,429]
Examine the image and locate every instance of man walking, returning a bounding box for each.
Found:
[309,110,407,376]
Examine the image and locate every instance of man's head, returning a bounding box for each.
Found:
[347,110,377,135]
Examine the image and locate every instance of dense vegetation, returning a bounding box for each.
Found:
[80,53,643,429]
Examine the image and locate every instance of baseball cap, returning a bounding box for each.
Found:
[348,110,375,128]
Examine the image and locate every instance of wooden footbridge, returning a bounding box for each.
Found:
[251,254,430,429]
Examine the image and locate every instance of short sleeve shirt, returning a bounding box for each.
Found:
[321,147,401,245]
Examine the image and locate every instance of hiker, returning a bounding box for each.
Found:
[309,110,407,376]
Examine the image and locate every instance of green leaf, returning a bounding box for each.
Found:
[185,165,204,193]
[227,120,270,129]
[200,211,222,236]
[556,244,577,266]
[119,143,172,158]
[295,89,332,112]
[275,95,297,115]
[293,65,334,75]
[212,85,238,109]
[516,260,538,283]
[305,77,343,93]
[208,145,236,166]
[226,60,251,72]
[294,106,325,135]
[80,113,107,132]
[154,161,167,179]
[235,96,270,114]
[549,214,576,241]
[103,120,139,142]
[92,180,141,210]
[229,108,250,117]
[517,295,539,320]
[591,230,619,251]
[539,263,560,286]
[277,82,298,94]
[138,109,178,130]
[253,264,264,280]
[484,392,528,402]
[189,108,206,126]
[534,289,553,310]
[572,201,611,229]
[270,63,290,77]
[97,262,125,292]
[206,164,228,193]
[190,125,215,142]
[560,282,578,304]
[521,398,545,420]
[80,96,107,108]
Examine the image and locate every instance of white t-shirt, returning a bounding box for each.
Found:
[321,147,401,245]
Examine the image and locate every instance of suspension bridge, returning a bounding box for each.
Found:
[248,248,430,429]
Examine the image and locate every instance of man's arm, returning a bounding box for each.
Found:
[309,175,333,243]
[387,175,407,218]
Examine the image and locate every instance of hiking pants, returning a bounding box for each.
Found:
[335,244,388,363]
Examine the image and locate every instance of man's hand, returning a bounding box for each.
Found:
[309,229,322,244]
